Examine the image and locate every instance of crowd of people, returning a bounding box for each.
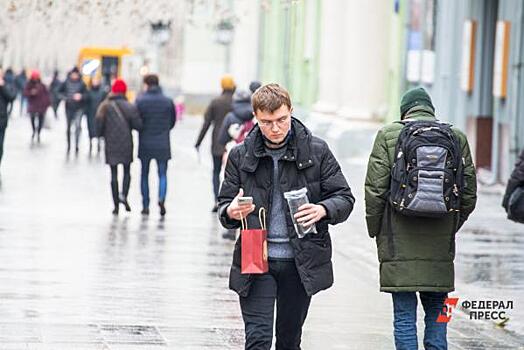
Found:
[0,67,179,216]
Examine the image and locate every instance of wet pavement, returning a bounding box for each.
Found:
[0,106,522,349]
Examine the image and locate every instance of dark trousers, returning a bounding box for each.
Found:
[240,260,311,350]
[65,107,83,150]
[110,164,131,209]
[0,127,5,166]
[30,112,45,136]
[212,155,222,202]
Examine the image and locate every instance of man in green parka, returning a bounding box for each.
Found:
[365,87,477,350]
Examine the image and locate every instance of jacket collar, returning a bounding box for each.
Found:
[240,117,314,172]
[402,105,436,122]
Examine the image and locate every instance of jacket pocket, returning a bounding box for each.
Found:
[293,232,332,270]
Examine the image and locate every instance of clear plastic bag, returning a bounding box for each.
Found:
[283,187,317,238]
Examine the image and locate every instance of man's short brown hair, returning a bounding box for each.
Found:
[143,74,159,87]
[251,83,292,114]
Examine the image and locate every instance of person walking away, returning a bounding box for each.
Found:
[3,69,16,118]
[218,84,355,349]
[58,67,87,153]
[96,79,142,215]
[0,68,17,177]
[49,70,62,119]
[85,76,108,154]
[364,87,477,350]
[135,74,176,216]
[23,70,51,143]
[195,75,235,212]
[15,68,27,117]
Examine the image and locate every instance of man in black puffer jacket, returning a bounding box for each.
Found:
[218,84,354,349]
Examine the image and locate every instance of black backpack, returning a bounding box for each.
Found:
[389,120,464,218]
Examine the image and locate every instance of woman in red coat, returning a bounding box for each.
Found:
[23,70,50,142]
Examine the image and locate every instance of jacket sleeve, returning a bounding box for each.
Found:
[195,101,214,148]
[456,130,477,230]
[503,148,524,209]
[128,105,143,131]
[364,129,391,238]
[170,100,177,129]
[218,113,234,147]
[317,143,355,225]
[217,146,243,229]
[95,103,106,137]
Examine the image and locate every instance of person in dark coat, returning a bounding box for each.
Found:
[49,70,62,119]
[135,74,176,216]
[218,89,256,148]
[58,67,87,153]
[85,76,108,154]
[218,84,355,349]
[15,69,27,117]
[23,70,50,142]
[0,68,17,173]
[195,75,235,212]
[3,69,16,118]
[96,79,142,215]
[503,148,524,214]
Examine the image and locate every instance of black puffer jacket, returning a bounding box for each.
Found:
[503,148,524,209]
[218,118,355,297]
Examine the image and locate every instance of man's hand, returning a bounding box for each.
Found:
[294,203,327,227]
[0,77,4,86]
[73,93,82,101]
[227,188,255,221]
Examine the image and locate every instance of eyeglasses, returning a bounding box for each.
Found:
[258,116,290,129]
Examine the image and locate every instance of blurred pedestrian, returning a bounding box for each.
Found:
[218,84,355,349]
[15,68,27,117]
[502,148,524,223]
[85,76,108,154]
[3,68,16,118]
[0,68,17,175]
[135,74,176,216]
[364,87,477,350]
[218,81,261,150]
[58,67,87,153]
[195,75,235,212]
[96,79,142,215]
[217,82,260,241]
[23,70,50,143]
[49,70,62,119]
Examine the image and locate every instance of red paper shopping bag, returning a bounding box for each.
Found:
[241,208,268,274]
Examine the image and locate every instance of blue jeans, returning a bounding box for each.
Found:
[141,158,168,209]
[392,292,448,350]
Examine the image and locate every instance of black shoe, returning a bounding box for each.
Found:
[222,230,236,241]
[119,195,131,212]
[112,207,119,215]
[141,208,150,215]
[211,203,219,213]
[159,201,166,216]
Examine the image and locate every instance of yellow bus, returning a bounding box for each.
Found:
[77,46,142,101]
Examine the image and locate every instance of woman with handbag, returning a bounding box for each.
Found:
[96,79,142,215]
